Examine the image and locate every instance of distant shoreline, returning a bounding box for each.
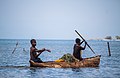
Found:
[0,38,120,42]
[0,39,74,41]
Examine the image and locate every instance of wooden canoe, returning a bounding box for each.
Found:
[29,55,101,68]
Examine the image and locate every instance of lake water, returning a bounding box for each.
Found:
[0,39,120,78]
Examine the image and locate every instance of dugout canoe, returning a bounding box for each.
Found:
[29,55,101,68]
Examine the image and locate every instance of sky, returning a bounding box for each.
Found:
[0,0,120,40]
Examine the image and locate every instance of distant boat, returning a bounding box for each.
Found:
[102,39,120,42]
[29,55,101,68]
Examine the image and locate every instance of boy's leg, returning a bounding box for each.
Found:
[33,58,43,63]
[38,58,43,63]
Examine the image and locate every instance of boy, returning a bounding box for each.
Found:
[30,39,51,63]
[73,38,87,61]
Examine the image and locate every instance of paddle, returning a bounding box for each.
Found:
[12,42,18,54]
[75,30,96,54]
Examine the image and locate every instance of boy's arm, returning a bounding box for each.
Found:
[80,40,84,45]
[81,42,87,50]
[35,48,45,53]
[34,48,51,58]
[36,48,51,53]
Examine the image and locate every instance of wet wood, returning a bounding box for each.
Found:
[107,42,111,56]
[29,55,101,68]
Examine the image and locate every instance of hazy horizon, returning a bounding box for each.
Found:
[0,0,120,40]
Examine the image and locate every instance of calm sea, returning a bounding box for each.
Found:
[0,39,120,78]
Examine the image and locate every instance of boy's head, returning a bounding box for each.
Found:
[30,39,36,46]
[75,38,81,44]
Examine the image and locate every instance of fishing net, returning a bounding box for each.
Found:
[60,53,79,63]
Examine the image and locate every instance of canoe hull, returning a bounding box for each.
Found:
[29,55,101,68]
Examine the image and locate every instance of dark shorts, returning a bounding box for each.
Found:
[33,58,43,63]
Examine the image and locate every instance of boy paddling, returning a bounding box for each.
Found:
[73,38,87,61]
[30,39,51,63]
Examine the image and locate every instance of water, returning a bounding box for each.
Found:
[0,39,120,78]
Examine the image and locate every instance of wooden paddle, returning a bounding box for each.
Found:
[75,30,96,54]
[12,42,18,54]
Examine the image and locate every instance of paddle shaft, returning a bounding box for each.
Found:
[75,30,95,54]
[12,42,18,54]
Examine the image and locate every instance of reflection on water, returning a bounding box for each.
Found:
[0,39,120,78]
[72,68,83,72]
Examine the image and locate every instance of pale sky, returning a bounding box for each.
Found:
[0,0,120,39]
